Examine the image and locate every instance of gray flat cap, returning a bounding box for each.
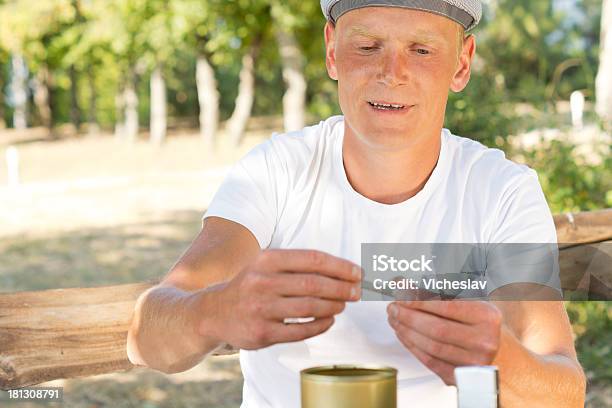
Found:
[321,0,482,31]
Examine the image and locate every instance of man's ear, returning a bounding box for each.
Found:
[324,21,338,81]
[450,34,476,93]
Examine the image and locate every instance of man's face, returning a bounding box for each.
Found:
[324,7,475,149]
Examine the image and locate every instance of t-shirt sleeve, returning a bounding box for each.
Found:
[489,169,557,244]
[485,169,562,296]
[203,138,286,249]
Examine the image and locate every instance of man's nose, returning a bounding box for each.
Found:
[376,49,409,87]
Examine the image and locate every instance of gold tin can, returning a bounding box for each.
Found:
[301,365,397,408]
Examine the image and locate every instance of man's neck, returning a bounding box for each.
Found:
[342,125,442,205]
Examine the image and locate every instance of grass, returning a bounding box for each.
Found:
[0,211,201,290]
[0,356,244,408]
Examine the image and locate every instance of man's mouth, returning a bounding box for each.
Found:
[367,101,407,111]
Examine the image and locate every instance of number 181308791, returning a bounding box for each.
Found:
[6,387,63,401]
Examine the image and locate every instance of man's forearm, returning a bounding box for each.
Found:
[127,284,222,373]
[494,326,586,407]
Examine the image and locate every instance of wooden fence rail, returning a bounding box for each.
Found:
[1,209,611,390]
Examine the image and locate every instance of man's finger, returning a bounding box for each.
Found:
[267,297,345,320]
[390,318,456,385]
[405,340,457,386]
[275,273,360,301]
[261,249,362,283]
[390,318,485,366]
[396,300,498,325]
[388,304,481,349]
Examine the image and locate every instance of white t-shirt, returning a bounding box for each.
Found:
[203,115,557,407]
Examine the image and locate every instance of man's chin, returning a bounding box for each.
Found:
[353,128,420,150]
[362,125,417,138]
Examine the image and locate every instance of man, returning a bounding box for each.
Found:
[127,0,586,406]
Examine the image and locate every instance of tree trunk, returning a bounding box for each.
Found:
[274,21,306,132]
[10,53,28,130]
[0,69,5,129]
[123,72,139,142]
[227,40,261,146]
[114,84,125,139]
[196,53,219,148]
[69,65,81,133]
[149,64,166,145]
[33,65,53,135]
[596,0,612,125]
[87,65,99,136]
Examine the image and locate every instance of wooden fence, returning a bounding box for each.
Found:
[1,209,611,390]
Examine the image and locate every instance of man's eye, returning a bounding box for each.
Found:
[359,46,378,51]
[416,48,430,55]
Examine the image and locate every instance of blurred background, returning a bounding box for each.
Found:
[0,0,610,406]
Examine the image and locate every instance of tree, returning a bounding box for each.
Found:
[476,0,567,103]
[173,0,221,148]
[0,60,6,130]
[0,3,30,130]
[224,0,272,146]
[227,37,261,146]
[10,53,28,129]
[0,45,7,129]
[68,0,85,130]
[596,0,612,125]
[271,0,307,132]
[0,0,78,134]
[90,0,153,142]
[0,2,29,130]
[139,0,176,144]
[148,64,166,144]
[196,49,220,147]
[57,0,123,134]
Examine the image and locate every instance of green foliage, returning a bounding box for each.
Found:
[288,2,342,119]
[566,302,612,384]
[445,0,603,144]
[0,0,603,132]
[477,0,566,102]
[445,74,519,147]
[518,138,612,213]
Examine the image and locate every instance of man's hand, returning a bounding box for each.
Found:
[387,300,502,385]
[202,249,362,350]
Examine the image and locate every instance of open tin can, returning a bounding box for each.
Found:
[301,365,397,408]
